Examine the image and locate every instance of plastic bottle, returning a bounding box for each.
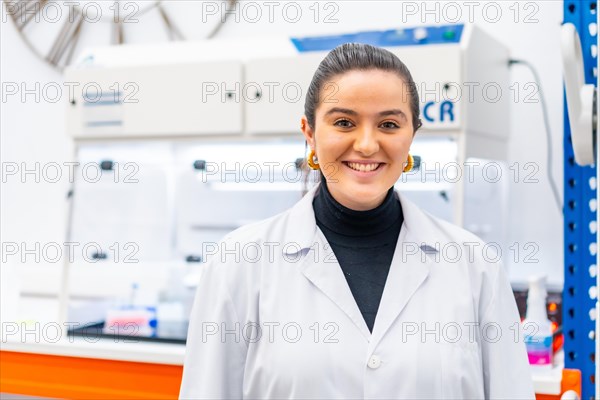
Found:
[522,275,554,369]
[103,283,157,337]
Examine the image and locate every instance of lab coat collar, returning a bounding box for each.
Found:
[283,181,441,254]
[283,182,437,343]
[281,183,321,253]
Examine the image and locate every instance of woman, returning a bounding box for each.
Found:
[179,43,534,399]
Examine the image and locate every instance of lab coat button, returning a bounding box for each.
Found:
[367,355,381,369]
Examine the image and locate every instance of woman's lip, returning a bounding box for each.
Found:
[343,160,385,164]
[342,161,384,175]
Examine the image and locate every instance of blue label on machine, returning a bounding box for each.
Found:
[291,24,464,52]
[422,101,456,123]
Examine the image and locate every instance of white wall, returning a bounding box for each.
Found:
[1,1,565,323]
[1,2,74,323]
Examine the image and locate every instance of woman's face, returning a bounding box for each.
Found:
[301,69,415,211]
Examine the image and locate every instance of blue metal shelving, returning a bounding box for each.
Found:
[563,1,598,399]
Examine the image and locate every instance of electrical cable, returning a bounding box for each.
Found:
[509,58,563,215]
[136,0,237,39]
[206,0,238,39]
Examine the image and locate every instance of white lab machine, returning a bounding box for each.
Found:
[62,24,511,339]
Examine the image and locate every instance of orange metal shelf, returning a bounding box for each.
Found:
[0,350,183,399]
[536,368,582,400]
[1,350,582,399]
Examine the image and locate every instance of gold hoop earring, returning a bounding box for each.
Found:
[307,149,320,170]
[403,154,414,173]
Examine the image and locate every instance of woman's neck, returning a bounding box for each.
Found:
[312,181,401,237]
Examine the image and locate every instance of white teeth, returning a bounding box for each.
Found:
[346,162,380,172]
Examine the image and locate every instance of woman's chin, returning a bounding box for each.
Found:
[331,183,389,210]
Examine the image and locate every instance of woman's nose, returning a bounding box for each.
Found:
[353,128,379,156]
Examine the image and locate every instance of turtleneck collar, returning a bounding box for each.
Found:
[312,180,402,237]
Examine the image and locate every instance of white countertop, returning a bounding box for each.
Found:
[2,336,186,365]
[2,337,564,394]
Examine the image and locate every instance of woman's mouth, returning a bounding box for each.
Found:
[342,161,384,173]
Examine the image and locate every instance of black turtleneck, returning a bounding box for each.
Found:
[312,181,403,333]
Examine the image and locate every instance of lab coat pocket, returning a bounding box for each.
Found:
[440,341,484,400]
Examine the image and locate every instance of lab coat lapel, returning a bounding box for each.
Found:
[283,184,436,344]
[297,230,372,341]
[368,191,434,350]
[283,183,371,341]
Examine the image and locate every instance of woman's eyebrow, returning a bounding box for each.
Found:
[378,109,408,121]
[324,107,408,121]
[324,107,358,117]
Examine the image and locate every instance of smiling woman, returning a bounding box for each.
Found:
[300,44,422,211]
[179,43,535,400]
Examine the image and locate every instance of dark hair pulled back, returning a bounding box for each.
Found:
[304,43,422,133]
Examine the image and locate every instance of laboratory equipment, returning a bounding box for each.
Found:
[62,24,513,341]
[561,23,597,166]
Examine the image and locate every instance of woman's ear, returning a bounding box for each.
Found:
[413,118,423,136]
[300,116,315,149]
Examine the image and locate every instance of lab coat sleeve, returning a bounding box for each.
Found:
[179,256,247,399]
[479,260,535,400]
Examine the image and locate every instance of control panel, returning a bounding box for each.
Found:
[291,24,464,52]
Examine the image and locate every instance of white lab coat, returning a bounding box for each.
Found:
[179,183,535,399]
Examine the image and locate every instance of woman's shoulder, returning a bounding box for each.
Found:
[202,197,308,270]
[221,206,296,245]
[424,208,487,245]
[398,192,502,272]
[398,191,488,245]
[218,187,318,250]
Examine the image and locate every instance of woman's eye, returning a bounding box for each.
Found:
[380,121,400,129]
[334,119,354,128]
